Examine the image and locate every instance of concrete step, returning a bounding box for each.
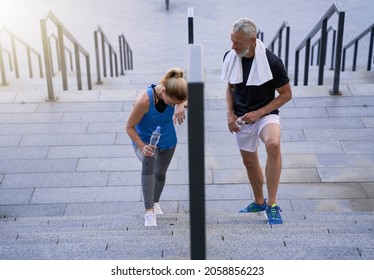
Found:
[0,211,373,260]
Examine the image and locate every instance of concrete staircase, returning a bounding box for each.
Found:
[1,0,374,260]
[1,67,373,260]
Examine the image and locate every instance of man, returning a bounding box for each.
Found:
[221,18,292,224]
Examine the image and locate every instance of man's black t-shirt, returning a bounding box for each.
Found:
[224,49,289,117]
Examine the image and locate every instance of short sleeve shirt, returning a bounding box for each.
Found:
[225,49,289,117]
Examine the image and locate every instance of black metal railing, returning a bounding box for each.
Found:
[0,26,43,86]
[311,26,336,70]
[268,21,290,74]
[342,23,374,71]
[294,3,345,94]
[94,26,119,85]
[40,11,92,100]
[119,33,133,74]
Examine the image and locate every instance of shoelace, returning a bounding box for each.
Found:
[270,206,282,218]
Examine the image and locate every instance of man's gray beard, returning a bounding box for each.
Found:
[237,48,249,57]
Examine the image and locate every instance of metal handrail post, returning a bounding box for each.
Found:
[368,27,374,71]
[66,47,73,71]
[352,41,358,71]
[294,50,299,86]
[38,54,43,78]
[342,49,346,71]
[11,35,19,78]
[74,43,82,90]
[304,38,311,85]
[122,37,128,70]
[94,31,102,84]
[332,10,344,95]
[277,29,283,58]
[109,45,113,77]
[0,38,8,85]
[119,35,124,75]
[318,19,328,85]
[114,53,118,77]
[27,48,33,78]
[330,30,336,70]
[101,35,106,77]
[57,25,68,90]
[86,55,92,90]
[285,26,290,73]
[130,49,133,69]
[40,18,55,100]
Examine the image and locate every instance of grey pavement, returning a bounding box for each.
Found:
[0,0,374,260]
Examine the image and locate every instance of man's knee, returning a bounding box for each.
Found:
[265,139,281,157]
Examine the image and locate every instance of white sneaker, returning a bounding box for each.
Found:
[154,203,164,215]
[144,211,157,226]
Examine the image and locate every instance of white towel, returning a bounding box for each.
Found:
[221,39,273,86]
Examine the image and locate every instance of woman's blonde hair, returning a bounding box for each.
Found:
[160,68,188,101]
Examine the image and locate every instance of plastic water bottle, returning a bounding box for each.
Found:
[149,126,161,147]
[236,117,245,129]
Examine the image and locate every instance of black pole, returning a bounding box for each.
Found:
[188,43,205,260]
[188,8,194,44]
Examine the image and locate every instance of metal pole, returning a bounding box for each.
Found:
[294,50,299,86]
[188,8,194,44]
[285,26,290,74]
[330,30,336,70]
[27,48,33,78]
[10,35,19,78]
[304,38,311,86]
[0,38,8,85]
[188,43,206,260]
[368,27,374,71]
[86,55,92,90]
[57,25,68,90]
[318,19,328,85]
[40,18,55,100]
[119,35,124,75]
[332,10,345,95]
[101,34,106,77]
[74,43,82,90]
[94,31,103,85]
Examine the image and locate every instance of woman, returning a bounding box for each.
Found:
[126,68,188,226]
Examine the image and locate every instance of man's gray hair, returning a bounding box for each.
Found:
[232,18,257,38]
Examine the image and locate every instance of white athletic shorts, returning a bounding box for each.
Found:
[235,114,280,152]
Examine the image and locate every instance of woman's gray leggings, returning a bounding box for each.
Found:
[134,146,176,209]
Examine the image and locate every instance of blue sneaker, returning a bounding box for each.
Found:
[239,199,267,213]
[266,204,283,224]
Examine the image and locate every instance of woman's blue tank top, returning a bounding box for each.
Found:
[134,84,177,150]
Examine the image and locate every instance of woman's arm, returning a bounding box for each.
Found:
[125,91,150,151]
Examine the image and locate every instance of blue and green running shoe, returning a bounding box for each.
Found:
[266,204,283,225]
[239,199,267,213]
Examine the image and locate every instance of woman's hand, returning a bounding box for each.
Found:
[173,103,186,125]
[141,145,156,157]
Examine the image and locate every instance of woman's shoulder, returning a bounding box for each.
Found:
[133,89,151,109]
